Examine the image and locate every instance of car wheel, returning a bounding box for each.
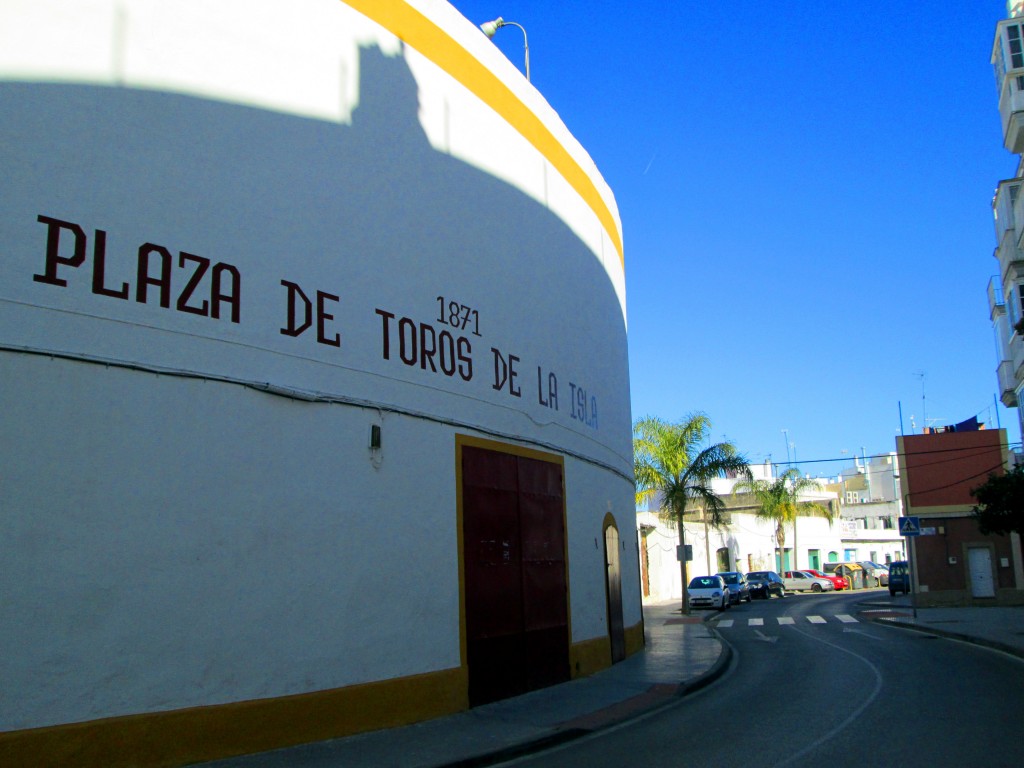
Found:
[889,589,896,597]
[812,584,822,593]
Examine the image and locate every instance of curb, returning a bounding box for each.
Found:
[865,615,1024,661]
[677,619,733,698]
[437,630,732,768]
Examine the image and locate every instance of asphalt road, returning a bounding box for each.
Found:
[500,591,1024,768]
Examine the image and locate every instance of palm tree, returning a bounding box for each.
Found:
[634,414,750,613]
[734,468,833,572]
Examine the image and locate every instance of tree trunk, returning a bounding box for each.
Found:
[793,514,798,572]
[678,517,689,614]
[776,523,786,571]
[703,510,711,575]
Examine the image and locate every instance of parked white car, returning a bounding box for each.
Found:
[688,575,730,609]
[782,570,835,593]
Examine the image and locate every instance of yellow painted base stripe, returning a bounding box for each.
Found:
[625,618,645,657]
[1,623,646,768]
[571,619,646,678]
[0,667,468,768]
[342,0,624,267]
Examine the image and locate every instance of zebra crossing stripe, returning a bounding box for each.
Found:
[714,614,861,629]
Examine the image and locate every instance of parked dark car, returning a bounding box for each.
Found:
[717,571,751,604]
[746,570,786,599]
[888,560,911,596]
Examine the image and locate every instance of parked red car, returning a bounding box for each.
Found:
[805,568,848,590]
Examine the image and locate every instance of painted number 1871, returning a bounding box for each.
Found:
[436,296,481,336]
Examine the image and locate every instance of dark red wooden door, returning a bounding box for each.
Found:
[462,446,569,706]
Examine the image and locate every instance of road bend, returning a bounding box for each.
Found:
[499,591,1024,768]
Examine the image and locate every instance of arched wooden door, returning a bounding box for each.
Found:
[603,516,625,663]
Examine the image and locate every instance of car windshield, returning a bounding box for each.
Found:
[747,572,767,580]
[720,574,740,584]
[689,577,718,588]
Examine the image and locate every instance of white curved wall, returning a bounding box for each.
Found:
[0,0,637,742]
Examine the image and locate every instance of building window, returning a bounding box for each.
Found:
[1008,284,1024,329]
[1009,25,1024,69]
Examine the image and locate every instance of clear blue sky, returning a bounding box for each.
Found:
[449,1,1019,476]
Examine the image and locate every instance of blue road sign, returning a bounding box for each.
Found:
[899,516,921,536]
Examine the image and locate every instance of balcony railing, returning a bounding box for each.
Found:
[994,179,1021,246]
[999,359,1018,406]
[990,275,1006,317]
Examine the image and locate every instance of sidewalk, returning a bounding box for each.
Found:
[195,601,727,768]
[858,594,1024,659]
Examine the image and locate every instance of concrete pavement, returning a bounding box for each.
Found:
[195,595,1024,768]
[860,593,1024,659]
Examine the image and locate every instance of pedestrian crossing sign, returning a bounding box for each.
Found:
[899,516,921,536]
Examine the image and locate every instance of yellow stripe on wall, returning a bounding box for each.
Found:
[0,667,468,768]
[343,0,624,267]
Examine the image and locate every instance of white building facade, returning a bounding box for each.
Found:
[638,461,906,603]
[0,2,638,765]
[989,1,1024,439]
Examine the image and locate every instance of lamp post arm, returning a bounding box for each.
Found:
[500,20,530,81]
[479,17,530,81]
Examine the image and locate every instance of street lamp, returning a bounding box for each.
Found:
[480,17,530,81]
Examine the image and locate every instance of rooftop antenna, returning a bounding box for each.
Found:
[914,371,926,433]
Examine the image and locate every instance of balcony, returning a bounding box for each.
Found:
[995,179,1021,245]
[999,359,1019,406]
[994,22,1024,152]
[990,275,1007,318]
[999,84,1024,154]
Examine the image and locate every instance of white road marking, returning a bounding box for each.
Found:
[749,618,764,626]
[807,616,827,624]
[837,614,858,623]
[842,628,884,640]
[754,629,778,644]
[717,619,734,628]
[777,616,795,625]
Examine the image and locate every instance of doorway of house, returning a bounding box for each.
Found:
[967,546,996,598]
[604,519,625,663]
[461,443,570,706]
[716,547,730,573]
